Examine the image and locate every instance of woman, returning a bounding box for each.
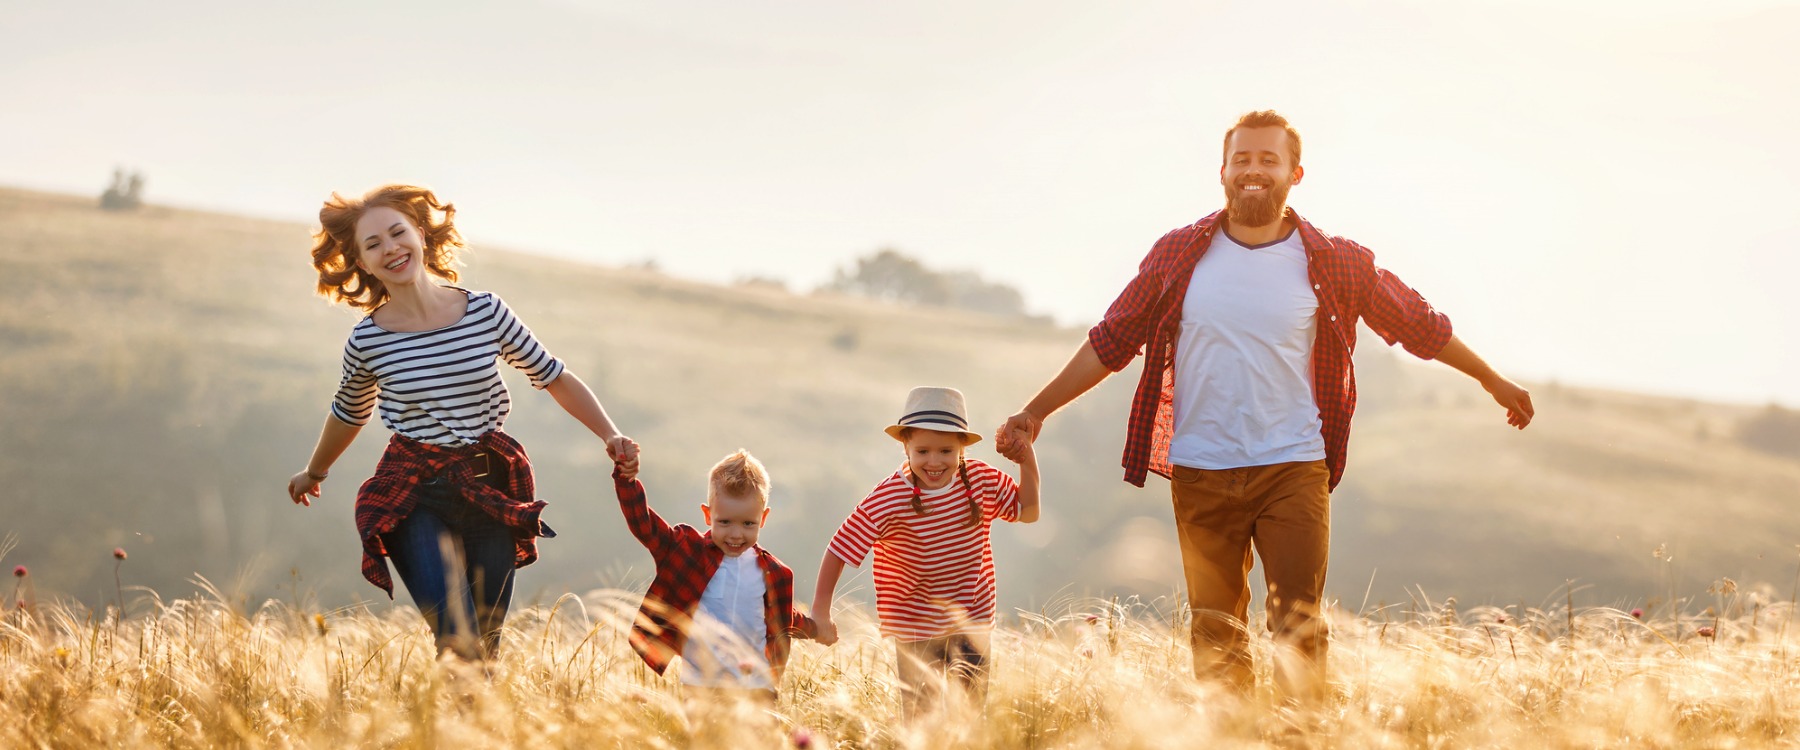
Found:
[285,184,636,659]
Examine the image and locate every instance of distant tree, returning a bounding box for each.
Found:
[827,248,949,306]
[734,275,789,292]
[100,167,145,211]
[825,247,1031,318]
[1738,403,1800,459]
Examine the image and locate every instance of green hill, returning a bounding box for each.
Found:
[2,186,1793,618]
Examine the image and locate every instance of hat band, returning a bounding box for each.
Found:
[898,409,969,429]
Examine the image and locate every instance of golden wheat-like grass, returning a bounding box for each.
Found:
[2,584,1797,749]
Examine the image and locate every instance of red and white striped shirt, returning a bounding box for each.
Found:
[826,458,1021,642]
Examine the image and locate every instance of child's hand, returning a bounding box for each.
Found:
[815,616,839,646]
[994,410,1040,462]
[607,435,640,480]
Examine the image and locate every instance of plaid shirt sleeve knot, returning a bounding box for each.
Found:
[354,430,550,596]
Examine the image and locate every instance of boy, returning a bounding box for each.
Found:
[612,444,819,704]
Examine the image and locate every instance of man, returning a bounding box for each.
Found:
[994,110,1533,696]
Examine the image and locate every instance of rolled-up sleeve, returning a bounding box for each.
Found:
[1088,238,1178,372]
[1363,265,1453,360]
[331,340,376,426]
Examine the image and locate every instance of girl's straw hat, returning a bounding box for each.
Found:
[884,386,983,444]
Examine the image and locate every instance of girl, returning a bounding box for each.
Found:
[284,184,636,660]
[812,386,1040,714]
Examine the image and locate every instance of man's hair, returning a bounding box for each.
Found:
[708,449,770,505]
[1221,110,1303,167]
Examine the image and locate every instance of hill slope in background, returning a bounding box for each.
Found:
[1,187,1794,616]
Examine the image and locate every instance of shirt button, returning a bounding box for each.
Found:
[1313,284,1321,290]
[1330,315,1338,322]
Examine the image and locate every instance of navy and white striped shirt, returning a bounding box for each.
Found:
[331,290,566,446]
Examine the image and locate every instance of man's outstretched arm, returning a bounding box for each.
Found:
[1432,334,1534,429]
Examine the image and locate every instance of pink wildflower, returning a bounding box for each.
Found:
[11,566,23,578]
[1631,608,1644,619]
[113,547,127,561]
[792,727,814,749]
[1084,614,1099,625]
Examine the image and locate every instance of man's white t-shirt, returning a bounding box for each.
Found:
[679,550,772,688]
[1169,228,1327,470]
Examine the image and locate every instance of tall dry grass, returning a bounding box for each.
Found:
[3,576,1796,749]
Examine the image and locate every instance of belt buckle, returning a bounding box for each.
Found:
[471,452,492,479]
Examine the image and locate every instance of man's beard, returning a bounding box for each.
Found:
[1225,179,1290,228]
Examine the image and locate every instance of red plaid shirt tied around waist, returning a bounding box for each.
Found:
[613,471,817,683]
[354,430,552,595]
[1088,209,1454,490]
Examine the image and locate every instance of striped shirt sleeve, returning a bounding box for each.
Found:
[826,487,891,567]
[330,336,377,426]
[490,296,566,389]
[975,461,1021,523]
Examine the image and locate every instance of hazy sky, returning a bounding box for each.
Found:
[5,0,1797,405]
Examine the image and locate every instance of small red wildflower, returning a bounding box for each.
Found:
[11,566,24,578]
[1630,608,1644,619]
[792,727,814,749]
[1496,614,1508,624]
[113,548,127,561]
[1084,614,1099,625]
[1697,626,1716,639]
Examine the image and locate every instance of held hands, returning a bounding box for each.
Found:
[992,409,1043,463]
[1483,376,1535,430]
[607,434,641,480]
[286,471,322,507]
[814,614,839,646]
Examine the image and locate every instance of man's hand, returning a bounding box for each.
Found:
[1483,376,1534,429]
[993,410,1043,462]
[814,616,839,646]
[607,435,641,479]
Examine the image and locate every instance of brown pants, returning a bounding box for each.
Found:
[1170,459,1331,696]
[895,631,991,717]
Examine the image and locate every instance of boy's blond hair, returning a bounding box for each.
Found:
[708,449,770,505]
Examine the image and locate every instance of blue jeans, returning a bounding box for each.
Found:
[382,474,518,659]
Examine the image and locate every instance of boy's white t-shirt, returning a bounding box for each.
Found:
[1169,228,1327,469]
[679,550,773,688]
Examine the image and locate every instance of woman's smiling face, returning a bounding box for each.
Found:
[353,206,427,286]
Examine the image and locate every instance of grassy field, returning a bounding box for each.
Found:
[2,575,1793,748]
[1,184,1798,629]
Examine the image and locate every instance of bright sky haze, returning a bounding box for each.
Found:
[5,0,1797,405]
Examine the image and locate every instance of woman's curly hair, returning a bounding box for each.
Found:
[310,184,463,311]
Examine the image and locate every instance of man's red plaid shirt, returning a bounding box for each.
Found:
[1088,209,1454,490]
[354,430,552,595]
[613,471,817,682]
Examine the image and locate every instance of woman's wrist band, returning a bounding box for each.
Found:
[306,468,329,482]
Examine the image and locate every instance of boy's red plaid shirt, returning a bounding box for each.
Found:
[613,471,817,681]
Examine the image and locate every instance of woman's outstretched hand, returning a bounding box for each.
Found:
[287,471,323,507]
[608,434,640,480]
